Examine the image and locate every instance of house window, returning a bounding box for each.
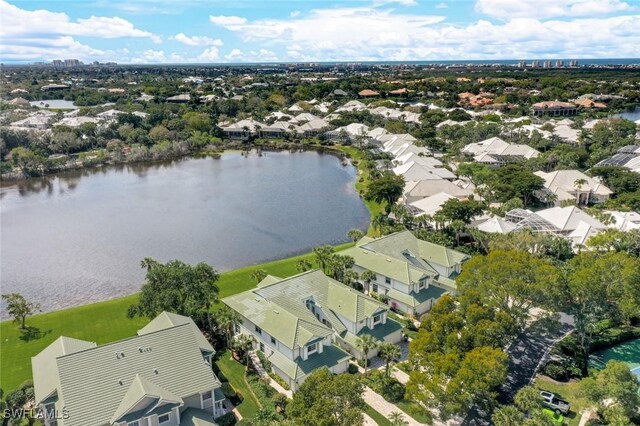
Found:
[259,342,265,352]
[270,336,276,345]
[418,281,426,290]
[373,314,382,325]
[255,325,262,335]
[372,284,378,293]
[307,343,318,355]
[158,414,170,424]
[201,391,212,407]
[385,277,391,285]
[127,422,140,426]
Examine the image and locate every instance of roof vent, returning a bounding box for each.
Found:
[273,310,279,314]
[153,368,159,374]
[138,347,143,353]
[386,258,391,262]
[118,379,123,385]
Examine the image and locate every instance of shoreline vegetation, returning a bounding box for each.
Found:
[0,242,355,391]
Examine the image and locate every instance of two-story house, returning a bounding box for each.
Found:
[222,270,403,391]
[342,230,469,317]
[31,312,224,426]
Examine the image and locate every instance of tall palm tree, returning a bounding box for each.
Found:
[378,343,401,378]
[491,405,524,426]
[250,269,268,283]
[214,305,240,348]
[360,270,377,295]
[347,228,364,243]
[295,258,312,273]
[356,335,379,372]
[574,178,588,205]
[387,411,408,426]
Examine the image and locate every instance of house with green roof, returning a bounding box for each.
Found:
[342,230,469,317]
[31,312,224,426]
[222,269,402,391]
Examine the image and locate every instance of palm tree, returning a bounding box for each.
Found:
[356,335,379,372]
[313,245,335,272]
[295,258,312,273]
[214,305,241,348]
[250,269,268,283]
[574,178,588,205]
[231,334,254,369]
[387,411,408,426]
[360,270,377,295]
[491,405,524,426]
[378,343,401,378]
[514,385,542,416]
[347,228,364,243]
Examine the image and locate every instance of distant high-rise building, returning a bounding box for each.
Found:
[569,60,578,67]
[518,60,526,68]
[52,59,63,68]
[64,59,82,67]
[543,60,552,68]
[555,60,564,68]
[531,60,540,68]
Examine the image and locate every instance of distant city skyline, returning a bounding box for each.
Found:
[1,0,639,64]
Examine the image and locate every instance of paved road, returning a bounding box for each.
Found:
[498,312,574,404]
[462,313,575,425]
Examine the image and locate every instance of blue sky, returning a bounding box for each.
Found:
[1,0,639,63]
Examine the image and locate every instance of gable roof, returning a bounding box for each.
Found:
[223,270,388,347]
[32,336,97,405]
[535,206,606,232]
[137,311,214,353]
[51,323,219,426]
[110,374,183,423]
[534,170,613,196]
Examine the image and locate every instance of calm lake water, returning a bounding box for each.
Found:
[614,105,640,121]
[0,151,370,314]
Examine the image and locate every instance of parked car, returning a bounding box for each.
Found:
[540,391,571,415]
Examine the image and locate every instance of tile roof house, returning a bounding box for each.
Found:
[342,231,469,316]
[534,170,613,205]
[403,180,473,204]
[461,137,540,166]
[31,312,224,426]
[358,89,380,98]
[223,270,402,391]
[531,101,578,116]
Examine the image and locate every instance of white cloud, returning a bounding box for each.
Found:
[435,2,448,9]
[209,4,640,61]
[0,0,160,41]
[209,15,248,26]
[475,0,633,20]
[131,49,167,63]
[224,48,278,62]
[173,32,223,46]
[198,46,221,61]
[373,0,418,6]
[290,10,301,18]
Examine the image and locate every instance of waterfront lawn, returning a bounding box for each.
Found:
[0,244,353,392]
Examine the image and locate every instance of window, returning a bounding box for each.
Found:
[307,343,318,355]
[202,391,212,402]
[259,342,264,352]
[418,280,426,290]
[373,314,382,325]
[270,336,276,345]
[255,325,262,334]
[372,284,378,293]
[385,277,391,285]
[158,414,170,424]
[127,422,140,426]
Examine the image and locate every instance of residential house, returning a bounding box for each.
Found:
[402,180,473,204]
[595,145,640,173]
[461,137,540,167]
[531,101,578,116]
[358,89,380,98]
[223,270,402,391]
[534,170,613,205]
[220,118,266,140]
[342,231,469,316]
[31,312,224,426]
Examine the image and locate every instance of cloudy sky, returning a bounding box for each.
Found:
[1,0,639,64]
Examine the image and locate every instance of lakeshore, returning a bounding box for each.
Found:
[0,243,353,391]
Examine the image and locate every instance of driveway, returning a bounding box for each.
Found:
[498,312,574,404]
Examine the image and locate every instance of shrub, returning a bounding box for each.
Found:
[347,363,359,374]
[544,362,569,381]
[216,412,237,426]
[382,381,406,402]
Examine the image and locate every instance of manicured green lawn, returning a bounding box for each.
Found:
[215,350,261,421]
[534,376,589,426]
[364,403,393,426]
[0,243,353,392]
[396,400,433,424]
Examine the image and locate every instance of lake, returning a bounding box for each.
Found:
[614,105,640,121]
[0,151,370,314]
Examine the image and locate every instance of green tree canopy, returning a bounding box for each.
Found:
[288,368,365,426]
[127,258,219,321]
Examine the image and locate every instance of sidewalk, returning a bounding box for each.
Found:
[363,386,424,426]
[248,350,293,398]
